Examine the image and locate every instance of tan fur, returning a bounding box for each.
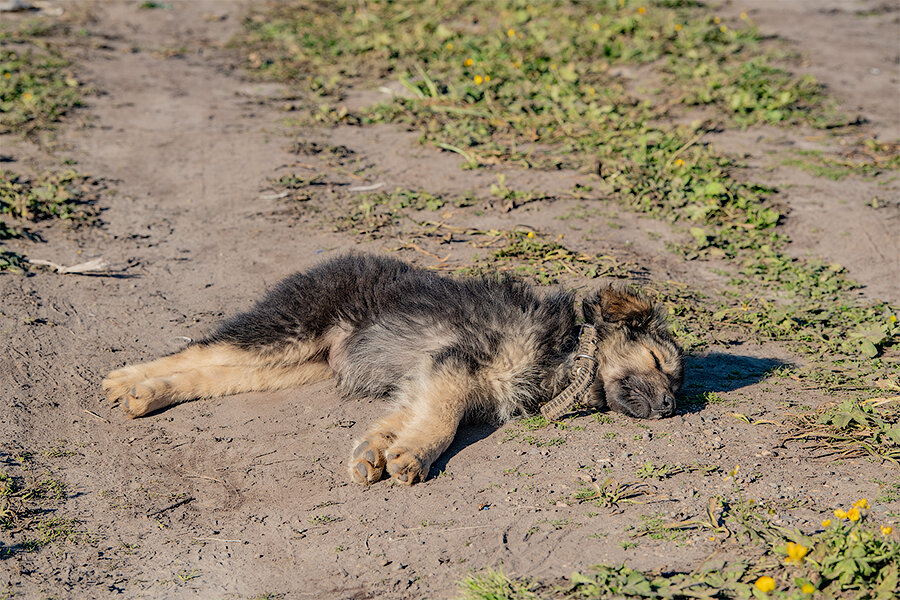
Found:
[350,367,474,485]
[102,341,333,418]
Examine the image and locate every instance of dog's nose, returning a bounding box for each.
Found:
[660,393,676,413]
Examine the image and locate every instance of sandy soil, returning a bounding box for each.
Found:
[1,1,897,598]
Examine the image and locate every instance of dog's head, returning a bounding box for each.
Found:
[581,287,683,419]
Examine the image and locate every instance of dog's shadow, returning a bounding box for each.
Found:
[679,352,790,414]
[429,423,496,479]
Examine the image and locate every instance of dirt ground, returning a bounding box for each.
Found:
[1,1,898,598]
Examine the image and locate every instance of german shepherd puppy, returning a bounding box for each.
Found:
[103,254,683,485]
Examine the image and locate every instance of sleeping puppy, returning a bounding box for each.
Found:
[103,254,683,484]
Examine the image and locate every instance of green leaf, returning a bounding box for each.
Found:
[703,181,726,197]
[859,339,879,358]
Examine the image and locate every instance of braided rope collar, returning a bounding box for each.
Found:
[540,324,599,421]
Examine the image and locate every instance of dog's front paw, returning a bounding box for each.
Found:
[385,446,427,485]
[349,440,387,485]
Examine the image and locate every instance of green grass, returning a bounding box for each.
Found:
[239,0,839,138]
[458,229,634,285]
[0,447,84,557]
[0,169,99,272]
[0,20,81,134]
[783,142,900,181]
[460,498,899,599]
[0,169,94,222]
[783,398,900,466]
[459,568,538,600]
[0,248,28,273]
[22,516,95,551]
[1,18,93,273]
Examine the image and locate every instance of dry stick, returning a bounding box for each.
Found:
[82,409,109,424]
[27,257,109,274]
[147,496,195,518]
[184,474,225,484]
[401,523,494,534]
[193,537,242,543]
[259,191,290,200]
[348,182,385,192]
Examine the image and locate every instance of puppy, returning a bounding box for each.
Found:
[103,254,683,485]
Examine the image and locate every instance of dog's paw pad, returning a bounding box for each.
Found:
[385,447,426,485]
[349,440,385,485]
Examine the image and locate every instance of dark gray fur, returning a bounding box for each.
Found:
[198,254,682,421]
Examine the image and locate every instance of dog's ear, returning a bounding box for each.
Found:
[582,287,654,327]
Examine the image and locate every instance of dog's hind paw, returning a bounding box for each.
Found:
[385,447,427,485]
[102,366,146,404]
[121,378,179,418]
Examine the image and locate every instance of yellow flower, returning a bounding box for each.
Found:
[513,61,521,68]
[464,58,474,67]
[720,25,728,33]
[3,72,10,78]
[755,576,776,593]
[848,507,861,522]
[637,6,646,15]
[507,28,516,38]
[549,63,557,70]
[785,542,808,564]
[446,42,454,50]
[891,315,897,323]
[834,509,848,519]
[473,75,483,85]
[740,12,748,20]
[591,23,600,31]
[854,499,869,509]
[821,519,831,527]
[674,158,685,167]
[484,75,491,82]
[22,92,33,101]
[674,24,682,31]
[801,583,815,594]
[882,525,893,535]
[527,231,535,238]
[713,16,722,24]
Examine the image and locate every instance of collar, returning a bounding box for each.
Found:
[540,324,599,421]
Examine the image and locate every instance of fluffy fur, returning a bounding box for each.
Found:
[103,254,683,485]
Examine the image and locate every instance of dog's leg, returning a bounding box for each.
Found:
[382,366,473,485]
[103,341,331,417]
[121,362,333,418]
[348,410,412,485]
